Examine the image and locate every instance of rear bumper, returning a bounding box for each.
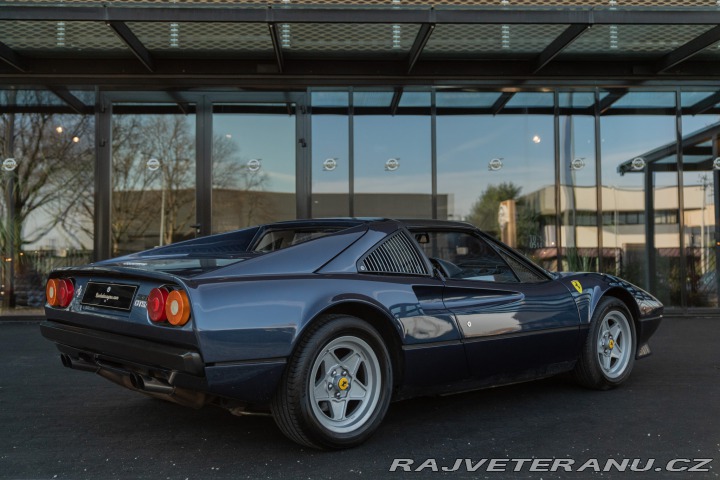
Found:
[40,321,204,375]
[40,321,285,404]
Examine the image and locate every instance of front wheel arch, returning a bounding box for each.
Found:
[574,296,637,390]
[601,288,641,351]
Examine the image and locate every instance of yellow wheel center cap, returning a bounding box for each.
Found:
[338,377,349,391]
[608,339,615,350]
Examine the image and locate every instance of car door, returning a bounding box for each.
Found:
[413,229,581,380]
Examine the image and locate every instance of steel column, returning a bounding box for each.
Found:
[94,91,112,261]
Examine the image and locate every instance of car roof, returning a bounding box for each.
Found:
[264,218,476,230]
[396,219,476,230]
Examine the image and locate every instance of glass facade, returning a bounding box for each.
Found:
[212,106,297,232]
[1,90,94,311]
[3,87,720,314]
[111,111,196,255]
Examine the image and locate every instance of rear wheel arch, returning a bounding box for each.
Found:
[273,309,396,448]
[295,301,404,393]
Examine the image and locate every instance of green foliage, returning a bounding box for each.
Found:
[466,182,522,236]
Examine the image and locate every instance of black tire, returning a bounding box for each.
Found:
[271,314,393,449]
[574,297,636,390]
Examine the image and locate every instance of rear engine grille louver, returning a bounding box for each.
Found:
[361,233,427,275]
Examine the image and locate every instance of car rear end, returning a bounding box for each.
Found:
[41,266,210,408]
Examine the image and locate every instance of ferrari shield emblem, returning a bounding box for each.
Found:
[571,280,583,293]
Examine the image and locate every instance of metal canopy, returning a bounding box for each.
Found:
[3,4,720,88]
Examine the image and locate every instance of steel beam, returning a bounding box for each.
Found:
[3,5,720,25]
[390,87,403,116]
[407,23,435,74]
[656,25,720,73]
[533,24,589,74]
[167,91,190,115]
[268,23,284,74]
[491,92,515,115]
[596,90,627,115]
[0,41,27,72]
[106,21,154,72]
[686,90,720,115]
[49,87,90,114]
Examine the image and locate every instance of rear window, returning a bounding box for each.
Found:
[251,227,344,252]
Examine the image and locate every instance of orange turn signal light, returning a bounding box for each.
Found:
[46,279,60,307]
[165,290,190,326]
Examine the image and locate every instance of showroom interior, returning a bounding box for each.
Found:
[2,0,720,313]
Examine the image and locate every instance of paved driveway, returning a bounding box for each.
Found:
[0,316,718,479]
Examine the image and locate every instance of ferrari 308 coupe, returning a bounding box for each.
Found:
[41,218,663,449]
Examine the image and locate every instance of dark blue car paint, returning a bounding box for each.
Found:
[42,218,663,407]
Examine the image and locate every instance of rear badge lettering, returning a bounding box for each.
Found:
[134,299,147,309]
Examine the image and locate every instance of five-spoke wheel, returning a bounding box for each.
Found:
[574,297,636,389]
[309,336,382,434]
[272,315,392,449]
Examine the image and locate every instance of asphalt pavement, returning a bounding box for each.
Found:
[0,316,718,480]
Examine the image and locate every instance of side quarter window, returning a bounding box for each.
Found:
[414,231,519,283]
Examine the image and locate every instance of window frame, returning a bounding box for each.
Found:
[409,226,553,284]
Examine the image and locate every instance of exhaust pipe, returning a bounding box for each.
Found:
[130,373,175,395]
[60,354,99,373]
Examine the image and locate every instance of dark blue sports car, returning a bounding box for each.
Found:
[41,218,663,449]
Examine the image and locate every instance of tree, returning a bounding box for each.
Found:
[211,133,271,229]
[467,182,522,236]
[0,91,95,308]
[0,91,94,253]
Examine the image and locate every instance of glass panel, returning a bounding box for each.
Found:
[399,92,432,108]
[559,92,598,272]
[681,91,716,108]
[0,91,94,315]
[600,92,678,306]
[414,231,519,283]
[311,91,350,108]
[354,91,394,108]
[681,95,720,308]
[112,111,196,255]
[611,92,676,109]
[212,108,296,232]
[505,92,554,109]
[437,92,557,269]
[354,95,431,217]
[559,92,597,109]
[436,92,501,109]
[312,111,350,217]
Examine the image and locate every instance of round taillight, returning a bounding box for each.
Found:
[56,279,74,308]
[166,290,190,326]
[46,279,60,307]
[147,287,169,322]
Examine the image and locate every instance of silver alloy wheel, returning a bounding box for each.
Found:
[309,335,382,434]
[597,310,632,379]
